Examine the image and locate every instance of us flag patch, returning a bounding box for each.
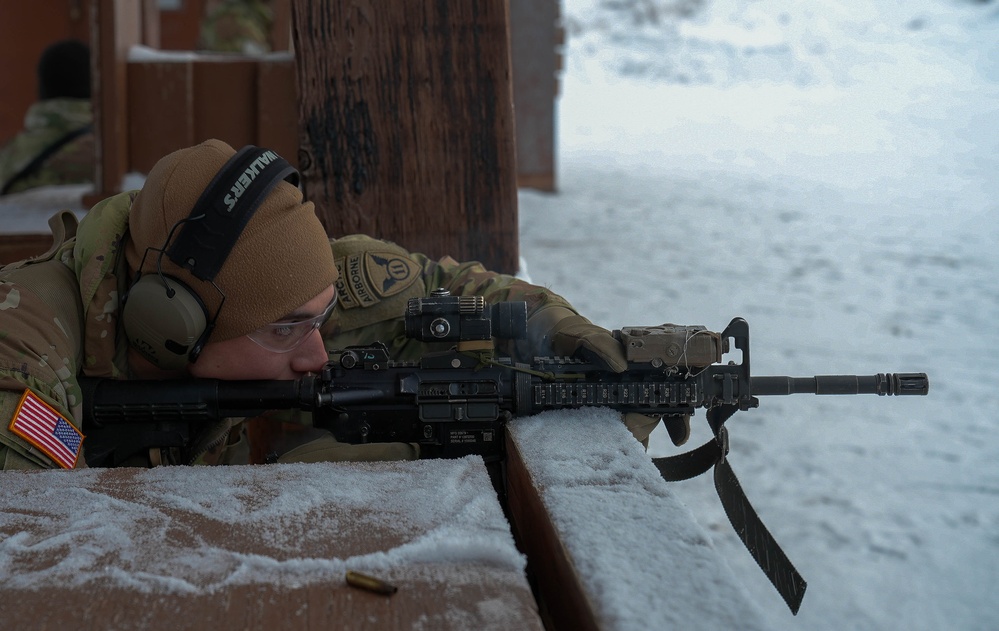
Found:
[8,389,83,469]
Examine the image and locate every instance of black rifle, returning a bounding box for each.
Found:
[80,292,928,614]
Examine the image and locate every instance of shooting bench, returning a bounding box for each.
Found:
[0,410,766,630]
[0,458,544,630]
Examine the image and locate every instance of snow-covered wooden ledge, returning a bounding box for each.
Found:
[2,409,772,629]
[0,459,542,630]
[506,408,769,630]
[0,183,90,263]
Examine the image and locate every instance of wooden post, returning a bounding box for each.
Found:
[509,0,561,192]
[291,0,520,274]
[90,0,144,202]
[126,60,195,173]
[257,54,299,165]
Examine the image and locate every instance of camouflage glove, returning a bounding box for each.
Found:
[623,413,661,450]
[662,414,691,447]
[623,413,691,450]
[531,307,628,373]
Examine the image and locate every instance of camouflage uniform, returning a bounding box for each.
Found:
[199,0,273,54]
[0,98,93,196]
[0,192,580,470]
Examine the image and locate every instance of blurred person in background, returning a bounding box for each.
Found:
[0,39,94,196]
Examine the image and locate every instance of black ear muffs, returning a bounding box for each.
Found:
[121,145,298,370]
[122,274,210,371]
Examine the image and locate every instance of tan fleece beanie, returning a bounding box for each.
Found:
[126,139,337,342]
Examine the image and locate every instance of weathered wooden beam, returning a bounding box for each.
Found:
[291,0,520,274]
[126,60,196,173]
[256,54,299,166]
[121,54,298,178]
[0,460,544,629]
[91,0,144,202]
[506,428,602,631]
[509,0,561,192]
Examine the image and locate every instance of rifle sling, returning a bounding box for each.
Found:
[651,439,720,481]
[652,430,807,614]
[714,456,807,614]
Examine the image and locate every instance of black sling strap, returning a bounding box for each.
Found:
[652,407,808,614]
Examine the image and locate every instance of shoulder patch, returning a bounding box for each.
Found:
[8,389,83,469]
[336,251,422,310]
[329,235,427,331]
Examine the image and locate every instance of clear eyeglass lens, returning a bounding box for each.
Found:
[247,293,337,353]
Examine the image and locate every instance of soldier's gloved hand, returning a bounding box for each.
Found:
[623,413,691,450]
[540,311,628,373]
[662,414,691,447]
[623,413,662,450]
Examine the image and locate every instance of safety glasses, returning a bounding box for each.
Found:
[247,291,338,353]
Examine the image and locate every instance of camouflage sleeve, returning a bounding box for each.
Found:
[0,99,94,195]
[199,0,273,54]
[325,235,583,362]
[0,260,86,469]
[0,132,39,193]
[266,236,589,459]
[411,252,585,360]
[416,253,577,317]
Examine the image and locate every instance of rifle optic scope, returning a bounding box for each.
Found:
[405,289,528,343]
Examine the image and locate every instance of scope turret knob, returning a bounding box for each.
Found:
[430,317,451,338]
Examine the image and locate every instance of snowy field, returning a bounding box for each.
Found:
[517,0,999,629]
[1,1,996,629]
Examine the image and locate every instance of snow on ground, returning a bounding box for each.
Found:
[1,1,996,628]
[0,183,90,232]
[517,0,999,629]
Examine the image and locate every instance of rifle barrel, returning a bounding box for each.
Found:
[81,378,313,427]
[751,373,928,397]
